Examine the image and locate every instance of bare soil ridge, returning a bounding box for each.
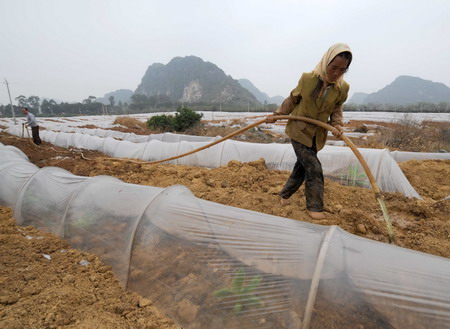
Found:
[0,125,449,328]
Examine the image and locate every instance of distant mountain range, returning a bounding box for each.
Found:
[96,89,133,105]
[237,79,284,105]
[97,56,283,106]
[348,76,450,105]
[97,60,450,107]
[134,56,260,106]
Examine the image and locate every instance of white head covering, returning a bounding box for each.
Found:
[312,43,352,89]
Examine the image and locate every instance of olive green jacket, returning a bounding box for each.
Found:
[276,72,349,151]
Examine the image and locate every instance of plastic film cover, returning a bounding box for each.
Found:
[1,144,450,329]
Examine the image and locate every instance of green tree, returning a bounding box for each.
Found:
[108,95,115,107]
[41,99,58,115]
[28,95,40,113]
[147,114,175,132]
[131,93,150,111]
[15,95,29,108]
[173,106,203,131]
[147,107,203,132]
[82,96,97,105]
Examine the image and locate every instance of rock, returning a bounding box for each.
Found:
[227,160,241,168]
[114,303,133,315]
[87,254,97,262]
[372,226,381,234]
[205,179,216,187]
[357,223,367,234]
[138,298,152,308]
[88,274,97,282]
[22,271,37,281]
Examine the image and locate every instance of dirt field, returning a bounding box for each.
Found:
[0,126,449,328]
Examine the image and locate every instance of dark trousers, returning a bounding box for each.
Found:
[279,139,324,212]
[31,126,42,145]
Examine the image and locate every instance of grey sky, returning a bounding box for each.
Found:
[1,0,449,105]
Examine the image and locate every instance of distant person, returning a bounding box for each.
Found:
[267,43,352,219]
[22,107,42,145]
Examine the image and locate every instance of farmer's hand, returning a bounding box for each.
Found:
[332,125,344,138]
[266,113,280,124]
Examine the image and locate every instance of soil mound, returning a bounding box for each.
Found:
[0,207,179,329]
[1,131,449,327]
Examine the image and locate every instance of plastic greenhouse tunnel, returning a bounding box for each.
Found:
[4,125,422,198]
[1,142,450,329]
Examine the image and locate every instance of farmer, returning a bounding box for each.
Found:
[267,43,352,219]
[22,107,42,145]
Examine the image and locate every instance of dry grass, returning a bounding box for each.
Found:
[113,116,147,130]
[354,116,450,152]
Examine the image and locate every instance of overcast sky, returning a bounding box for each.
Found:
[1,0,449,106]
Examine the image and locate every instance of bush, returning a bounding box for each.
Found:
[147,107,203,132]
[147,114,175,132]
[173,107,203,132]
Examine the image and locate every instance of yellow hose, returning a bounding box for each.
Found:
[102,115,396,242]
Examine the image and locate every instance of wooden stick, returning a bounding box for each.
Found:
[302,226,337,329]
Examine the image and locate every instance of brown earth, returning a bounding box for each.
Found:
[0,205,179,329]
[0,128,450,328]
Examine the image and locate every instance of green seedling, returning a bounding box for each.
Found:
[335,163,368,187]
[72,213,95,228]
[213,267,263,314]
[347,163,368,187]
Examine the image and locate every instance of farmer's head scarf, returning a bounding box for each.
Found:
[312,43,352,89]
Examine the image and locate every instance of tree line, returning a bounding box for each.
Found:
[0,93,277,117]
[344,102,450,113]
[2,94,449,117]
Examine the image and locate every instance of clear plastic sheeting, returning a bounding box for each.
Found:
[0,145,39,207]
[5,124,220,144]
[1,144,450,329]
[0,144,30,162]
[3,126,421,197]
[390,150,450,162]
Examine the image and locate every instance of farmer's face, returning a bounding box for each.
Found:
[326,56,349,82]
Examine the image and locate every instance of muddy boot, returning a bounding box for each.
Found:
[280,197,291,206]
[306,210,325,220]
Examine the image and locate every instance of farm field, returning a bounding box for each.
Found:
[0,112,449,328]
